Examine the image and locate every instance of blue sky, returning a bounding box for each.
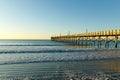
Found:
[0,0,120,39]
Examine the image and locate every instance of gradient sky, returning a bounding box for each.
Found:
[0,0,120,39]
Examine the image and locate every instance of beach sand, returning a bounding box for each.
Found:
[0,58,119,80]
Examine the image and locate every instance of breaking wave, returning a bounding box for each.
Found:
[0,49,120,65]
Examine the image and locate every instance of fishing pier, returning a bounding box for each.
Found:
[51,29,120,48]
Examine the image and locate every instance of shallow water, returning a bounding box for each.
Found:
[0,40,120,79]
[0,59,120,80]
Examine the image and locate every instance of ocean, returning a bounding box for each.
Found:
[0,40,120,80]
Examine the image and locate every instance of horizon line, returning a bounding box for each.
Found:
[0,39,51,40]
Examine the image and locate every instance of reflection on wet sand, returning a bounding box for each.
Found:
[0,59,120,79]
[96,58,120,73]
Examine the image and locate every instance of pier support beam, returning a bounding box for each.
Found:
[115,36,118,48]
[105,36,109,48]
[98,36,101,48]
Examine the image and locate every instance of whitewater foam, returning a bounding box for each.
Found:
[0,49,120,65]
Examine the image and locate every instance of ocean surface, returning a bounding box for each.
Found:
[0,40,120,80]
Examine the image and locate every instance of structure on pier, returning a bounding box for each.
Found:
[51,29,120,48]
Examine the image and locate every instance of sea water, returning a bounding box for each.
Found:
[0,40,120,80]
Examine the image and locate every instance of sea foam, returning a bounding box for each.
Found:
[0,49,120,64]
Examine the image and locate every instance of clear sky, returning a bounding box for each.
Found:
[0,0,120,39]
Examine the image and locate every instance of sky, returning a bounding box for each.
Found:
[0,0,120,39]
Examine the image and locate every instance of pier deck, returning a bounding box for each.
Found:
[51,29,120,48]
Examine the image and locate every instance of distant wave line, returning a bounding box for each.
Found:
[0,45,66,46]
[0,49,97,54]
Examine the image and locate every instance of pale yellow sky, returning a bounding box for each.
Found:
[0,33,50,39]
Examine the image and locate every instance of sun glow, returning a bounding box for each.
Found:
[0,33,49,39]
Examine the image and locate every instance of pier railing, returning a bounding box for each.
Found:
[51,29,120,48]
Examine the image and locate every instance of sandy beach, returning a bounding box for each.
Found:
[0,58,119,80]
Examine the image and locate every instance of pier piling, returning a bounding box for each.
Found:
[51,29,120,48]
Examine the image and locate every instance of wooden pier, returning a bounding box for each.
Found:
[51,29,120,48]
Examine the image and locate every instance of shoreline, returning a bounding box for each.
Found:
[0,58,120,80]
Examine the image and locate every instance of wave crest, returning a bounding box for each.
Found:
[0,49,119,65]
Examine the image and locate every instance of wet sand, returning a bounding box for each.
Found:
[0,58,119,80]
